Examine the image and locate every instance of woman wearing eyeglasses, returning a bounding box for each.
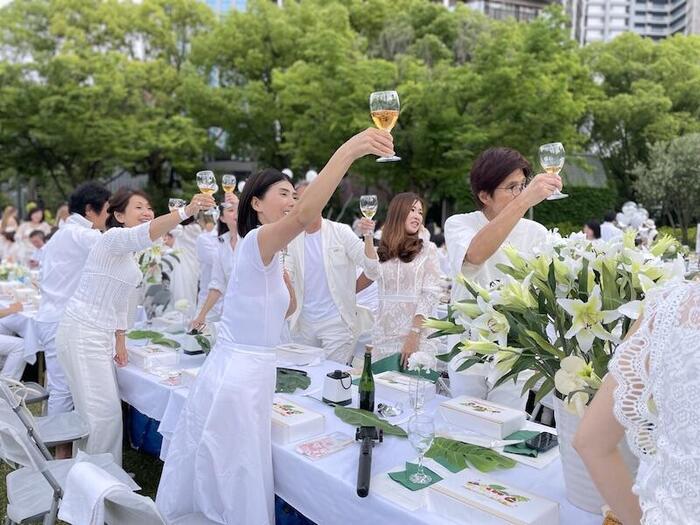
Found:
[443,147,561,408]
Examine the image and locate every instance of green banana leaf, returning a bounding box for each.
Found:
[275,368,311,393]
[425,437,516,473]
[333,406,407,437]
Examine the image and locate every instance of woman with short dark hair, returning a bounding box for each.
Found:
[157,128,393,524]
[56,187,214,465]
[370,192,442,365]
[444,146,561,408]
[584,219,602,240]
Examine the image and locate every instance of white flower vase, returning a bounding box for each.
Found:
[553,396,639,514]
[409,376,427,414]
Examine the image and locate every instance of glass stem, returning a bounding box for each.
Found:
[417,453,424,475]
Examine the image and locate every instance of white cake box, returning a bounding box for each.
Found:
[439,396,526,439]
[271,396,325,445]
[374,371,435,406]
[181,367,201,388]
[275,343,324,366]
[128,345,178,371]
[428,470,559,525]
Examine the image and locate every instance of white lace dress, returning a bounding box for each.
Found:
[609,281,700,524]
[371,242,442,359]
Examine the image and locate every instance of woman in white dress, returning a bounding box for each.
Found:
[55,188,214,465]
[367,193,442,365]
[0,206,18,235]
[156,128,394,525]
[168,216,202,308]
[191,194,239,328]
[575,280,700,524]
[16,207,52,262]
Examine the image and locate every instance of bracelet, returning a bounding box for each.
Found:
[410,326,421,334]
[178,207,190,221]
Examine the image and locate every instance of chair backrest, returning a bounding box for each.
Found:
[0,397,47,471]
[104,490,166,525]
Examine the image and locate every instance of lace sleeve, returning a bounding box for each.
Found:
[609,282,688,458]
[415,243,442,319]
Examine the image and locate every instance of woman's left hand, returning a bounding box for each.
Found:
[400,331,420,368]
[184,193,217,217]
[114,343,128,367]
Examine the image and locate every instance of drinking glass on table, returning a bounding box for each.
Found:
[370,91,401,163]
[407,414,435,485]
[539,142,567,200]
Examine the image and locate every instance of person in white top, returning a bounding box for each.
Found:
[27,230,46,268]
[168,217,202,308]
[600,211,623,242]
[195,214,219,309]
[444,147,561,408]
[0,302,30,379]
[55,187,214,466]
[285,181,378,364]
[575,281,700,525]
[191,194,239,327]
[16,208,52,262]
[362,193,442,364]
[53,203,70,229]
[157,128,394,525]
[35,182,111,441]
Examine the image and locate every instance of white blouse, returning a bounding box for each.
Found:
[206,231,237,320]
[64,221,152,331]
[370,242,442,358]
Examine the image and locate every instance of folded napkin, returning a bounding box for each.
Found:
[503,430,541,457]
[58,456,133,525]
[389,462,443,491]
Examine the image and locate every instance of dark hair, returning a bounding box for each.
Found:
[2,232,14,243]
[29,230,46,241]
[106,188,150,229]
[585,220,601,239]
[26,207,44,222]
[217,205,231,238]
[377,192,425,263]
[470,147,531,209]
[604,210,616,223]
[69,182,111,218]
[237,169,292,238]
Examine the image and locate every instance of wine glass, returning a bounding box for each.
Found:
[369,91,401,163]
[539,142,568,200]
[222,174,237,194]
[168,198,186,212]
[407,414,435,485]
[359,195,378,239]
[196,170,218,215]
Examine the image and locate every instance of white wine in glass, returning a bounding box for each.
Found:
[539,142,568,200]
[370,91,401,163]
[222,174,237,194]
[196,170,218,214]
[359,195,378,239]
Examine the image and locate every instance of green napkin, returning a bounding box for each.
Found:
[352,354,439,384]
[388,462,443,491]
[503,430,540,457]
[430,453,465,473]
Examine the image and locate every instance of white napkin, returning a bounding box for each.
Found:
[58,456,132,525]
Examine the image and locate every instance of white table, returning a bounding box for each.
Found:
[117,358,600,525]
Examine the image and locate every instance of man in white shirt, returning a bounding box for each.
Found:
[600,211,623,242]
[286,183,378,364]
[28,230,46,269]
[35,182,110,428]
[445,147,560,408]
[195,216,218,309]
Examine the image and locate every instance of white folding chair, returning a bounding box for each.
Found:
[0,390,137,524]
[0,377,88,450]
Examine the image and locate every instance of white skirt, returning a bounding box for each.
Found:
[156,343,277,525]
[56,314,123,465]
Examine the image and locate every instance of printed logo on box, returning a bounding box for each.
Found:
[461,400,503,415]
[272,402,304,417]
[464,481,530,507]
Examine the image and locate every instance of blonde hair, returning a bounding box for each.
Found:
[0,206,17,233]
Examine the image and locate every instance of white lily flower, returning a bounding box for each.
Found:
[495,273,537,310]
[557,285,621,351]
[471,296,510,347]
[407,351,437,373]
[618,300,643,320]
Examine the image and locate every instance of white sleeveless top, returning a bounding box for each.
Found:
[217,228,289,349]
[609,280,700,524]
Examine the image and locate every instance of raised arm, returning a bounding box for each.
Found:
[147,194,214,243]
[257,129,393,266]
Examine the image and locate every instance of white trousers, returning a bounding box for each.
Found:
[293,314,355,365]
[157,344,276,525]
[56,315,123,465]
[35,320,73,414]
[0,334,25,379]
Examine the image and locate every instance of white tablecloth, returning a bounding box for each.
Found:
[117,358,600,525]
[0,307,41,365]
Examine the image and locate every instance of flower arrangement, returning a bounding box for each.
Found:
[426,230,686,415]
[0,263,29,282]
[137,244,181,285]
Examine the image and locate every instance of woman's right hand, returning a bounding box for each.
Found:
[520,173,563,207]
[191,314,206,332]
[342,128,394,161]
[184,193,217,218]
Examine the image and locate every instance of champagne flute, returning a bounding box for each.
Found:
[359,195,378,239]
[539,142,568,200]
[407,414,435,485]
[370,91,401,163]
[168,198,186,212]
[222,174,237,194]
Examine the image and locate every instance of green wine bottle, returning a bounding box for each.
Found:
[359,344,375,412]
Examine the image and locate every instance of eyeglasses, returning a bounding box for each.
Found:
[495,182,527,197]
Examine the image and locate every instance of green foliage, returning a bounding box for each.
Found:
[658,226,697,251]
[275,368,311,394]
[333,406,408,437]
[425,437,516,472]
[532,186,620,228]
[126,330,180,348]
